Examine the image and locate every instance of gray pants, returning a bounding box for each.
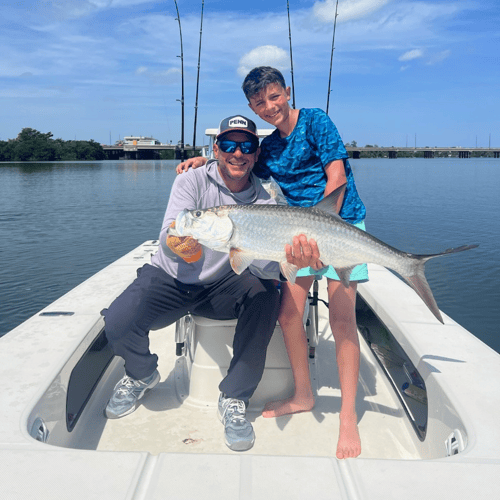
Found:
[102,264,280,403]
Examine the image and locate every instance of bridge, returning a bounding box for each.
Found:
[346,146,499,159]
[102,144,205,160]
[102,137,499,161]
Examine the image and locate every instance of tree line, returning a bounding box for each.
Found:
[0,128,105,162]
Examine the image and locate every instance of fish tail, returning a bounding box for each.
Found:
[403,260,443,324]
[404,244,478,324]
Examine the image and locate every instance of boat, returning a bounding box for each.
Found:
[2,231,500,499]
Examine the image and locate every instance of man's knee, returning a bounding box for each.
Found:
[102,301,133,344]
[247,278,280,309]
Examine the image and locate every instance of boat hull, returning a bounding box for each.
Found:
[1,241,500,499]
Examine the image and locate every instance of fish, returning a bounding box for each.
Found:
[168,186,478,324]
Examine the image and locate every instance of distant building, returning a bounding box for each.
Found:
[122,136,162,146]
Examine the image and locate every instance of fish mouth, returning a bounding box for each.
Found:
[168,210,190,237]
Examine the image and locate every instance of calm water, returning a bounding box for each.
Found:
[1,159,499,354]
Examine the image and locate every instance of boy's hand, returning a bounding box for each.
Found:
[166,222,203,263]
[176,156,207,174]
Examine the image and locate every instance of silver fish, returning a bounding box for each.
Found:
[169,186,478,324]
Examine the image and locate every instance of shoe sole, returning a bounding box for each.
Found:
[104,371,161,419]
[225,435,255,452]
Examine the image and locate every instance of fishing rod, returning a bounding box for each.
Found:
[287,0,296,109]
[326,0,339,115]
[192,0,204,155]
[173,0,185,160]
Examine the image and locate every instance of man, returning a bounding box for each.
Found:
[102,115,320,452]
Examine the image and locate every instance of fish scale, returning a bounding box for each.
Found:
[227,204,403,272]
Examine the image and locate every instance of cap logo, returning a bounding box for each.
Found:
[228,117,248,128]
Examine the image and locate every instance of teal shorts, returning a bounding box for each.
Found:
[296,220,369,282]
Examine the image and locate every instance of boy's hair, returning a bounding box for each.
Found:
[242,66,287,101]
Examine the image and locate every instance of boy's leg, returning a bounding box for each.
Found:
[327,279,361,459]
[262,275,315,417]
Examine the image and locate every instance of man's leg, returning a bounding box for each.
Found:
[102,264,191,418]
[103,264,191,380]
[193,271,280,403]
[193,271,280,452]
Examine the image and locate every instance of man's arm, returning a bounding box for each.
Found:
[160,172,201,260]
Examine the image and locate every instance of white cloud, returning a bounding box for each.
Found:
[48,0,153,19]
[135,66,180,85]
[238,46,289,77]
[399,49,424,61]
[427,49,451,65]
[313,0,392,23]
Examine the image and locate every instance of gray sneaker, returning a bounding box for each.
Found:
[217,393,255,452]
[105,370,160,419]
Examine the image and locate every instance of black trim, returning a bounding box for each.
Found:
[66,329,114,432]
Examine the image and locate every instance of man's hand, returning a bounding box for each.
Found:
[176,156,207,174]
[166,222,203,263]
[285,235,323,270]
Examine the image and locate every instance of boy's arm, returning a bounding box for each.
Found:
[176,156,207,174]
[324,159,347,213]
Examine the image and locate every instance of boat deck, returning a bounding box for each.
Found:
[95,277,419,459]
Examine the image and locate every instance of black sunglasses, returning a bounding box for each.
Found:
[218,139,258,154]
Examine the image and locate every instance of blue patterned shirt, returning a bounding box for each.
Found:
[253,108,366,223]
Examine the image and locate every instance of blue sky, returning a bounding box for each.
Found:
[1,0,498,148]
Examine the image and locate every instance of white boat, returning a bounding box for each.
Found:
[1,238,500,499]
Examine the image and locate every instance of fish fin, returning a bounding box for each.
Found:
[279,260,299,284]
[229,248,254,275]
[335,266,354,288]
[313,184,346,218]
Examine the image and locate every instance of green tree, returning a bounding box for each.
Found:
[0,128,106,162]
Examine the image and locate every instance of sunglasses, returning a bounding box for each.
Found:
[218,139,258,154]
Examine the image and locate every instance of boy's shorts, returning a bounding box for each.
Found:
[296,220,369,282]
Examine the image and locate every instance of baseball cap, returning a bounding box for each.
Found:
[216,115,259,141]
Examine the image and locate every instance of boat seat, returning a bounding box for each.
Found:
[173,314,295,410]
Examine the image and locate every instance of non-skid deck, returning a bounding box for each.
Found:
[96,280,420,459]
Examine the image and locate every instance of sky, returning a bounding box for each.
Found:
[1,0,499,148]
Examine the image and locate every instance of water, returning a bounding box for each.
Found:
[1,158,499,354]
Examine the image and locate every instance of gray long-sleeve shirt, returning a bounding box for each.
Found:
[150,160,282,284]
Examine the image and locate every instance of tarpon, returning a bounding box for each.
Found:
[169,186,478,324]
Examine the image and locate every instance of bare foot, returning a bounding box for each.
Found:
[262,394,315,418]
[336,413,361,459]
